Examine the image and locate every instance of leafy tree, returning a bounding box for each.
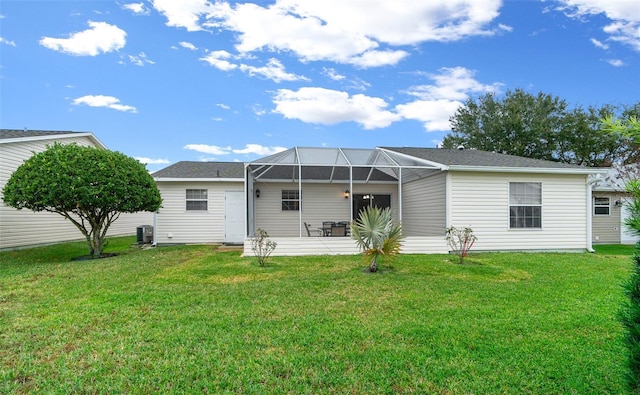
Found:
[350,206,403,273]
[3,143,162,258]
[603,115,640,391]
[443,89,637,167]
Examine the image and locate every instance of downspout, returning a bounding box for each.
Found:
[586,175,600,253]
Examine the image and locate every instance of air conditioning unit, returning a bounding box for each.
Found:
[136,225,154,244]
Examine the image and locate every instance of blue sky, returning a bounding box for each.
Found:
[1,0,639,172]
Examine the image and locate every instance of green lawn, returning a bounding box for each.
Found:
[0,238,634,394]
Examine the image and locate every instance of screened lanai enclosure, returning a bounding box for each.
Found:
[243,147,451,256]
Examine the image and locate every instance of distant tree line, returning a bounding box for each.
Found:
[442,88,640,167]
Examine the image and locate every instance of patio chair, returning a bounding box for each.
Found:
[337,221,351,236]
[304,222,323,237]
[322,221,336,237]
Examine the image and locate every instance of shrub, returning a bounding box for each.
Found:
[250,228,277,266]
[445,226,477,264]
[622,247,640,391]
[350,206,403,273]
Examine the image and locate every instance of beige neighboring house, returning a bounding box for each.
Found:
[592,169,636,245]
[0,129,153,251]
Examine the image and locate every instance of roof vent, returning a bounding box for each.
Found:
[457,144,465,150]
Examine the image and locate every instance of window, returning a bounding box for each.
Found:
[186,189,208,211]
[353,194,391,216]
[282,190,300,211]
[509,182,542,229]
[594,196,610,215]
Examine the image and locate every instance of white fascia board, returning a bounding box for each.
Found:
[153,177,244,182]
[447,165,608,175]
[376,147,448,170]
[0,132,107,149]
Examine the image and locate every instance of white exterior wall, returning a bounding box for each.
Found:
[0,136,152,251]
[402,171,446,236]
[155,181,243,245]
[253,182,398,237]
[449,171,589,251]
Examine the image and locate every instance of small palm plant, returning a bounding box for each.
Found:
[350,206,403,272]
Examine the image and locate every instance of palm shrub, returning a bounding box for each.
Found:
[350,206,403,272]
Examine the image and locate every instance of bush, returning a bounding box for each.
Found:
[445,226,477,264]
[250,228,277,266]
[622,246,640,391]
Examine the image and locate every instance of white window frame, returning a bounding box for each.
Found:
[509,182,542,229]
[186,189,208,211]
[593,196,610,216]
[281,190,300,211]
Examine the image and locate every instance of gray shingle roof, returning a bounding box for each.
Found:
[153,161,245,179]
[382,147,588,169]
[0,129,86,139]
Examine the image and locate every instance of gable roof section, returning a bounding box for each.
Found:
[0,129,106,148]
[153,161,244,181]
[382,147,603,174]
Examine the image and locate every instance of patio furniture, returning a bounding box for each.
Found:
[330,223,347,237]
[337,221,351,236]
[322,221,336,236]
[304,222,323,237]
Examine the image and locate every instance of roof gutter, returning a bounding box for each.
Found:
[153,177,244,182]
[447,165,608,175]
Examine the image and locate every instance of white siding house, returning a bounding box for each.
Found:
[592,169,636,244]
[152,146,603,255]
[0,130,153,251]
[152,162,246,246]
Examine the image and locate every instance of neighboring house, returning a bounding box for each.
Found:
[152,161,246,245]
[0,129,153,251]
[592,168,636,244]
[153,146,604,256]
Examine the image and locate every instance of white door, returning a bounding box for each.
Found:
[225,191,245,244]
[621,198,637,244]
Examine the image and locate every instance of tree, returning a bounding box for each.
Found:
[3,143,162,258]
[603,115,640,392]
[443,89,638,167]
[350,206,403,273]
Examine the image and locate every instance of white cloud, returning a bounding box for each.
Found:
[154,0,503,67]
[239,58,308,82]
[396,99,462,132]
[128,52,154,66]
[179,41,198,50]
[607,58,625,67]
[123,2,149,15]
[590,38,609,49]
[73,95,137,112]
[322,67,345,81]
[405,67,503,101]
[152,0,214,32]
[183,144,231,155]
[232,144,287,155]
[557,0,640,51]
[39,21,126,56]
[0,37,16,47]
[200,50,238,71]
[136,157,170,164]
[498,23,513,32]
[398,67,502,132]
[201,51,307,82]
[216,103,230,110]
[273,87,401,130]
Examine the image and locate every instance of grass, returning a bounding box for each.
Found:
[0,238,634,394]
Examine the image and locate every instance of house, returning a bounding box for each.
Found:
[152,161,246,245]
[153,146,604,256]
[0,129,153,251]
[592,168,636,244]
